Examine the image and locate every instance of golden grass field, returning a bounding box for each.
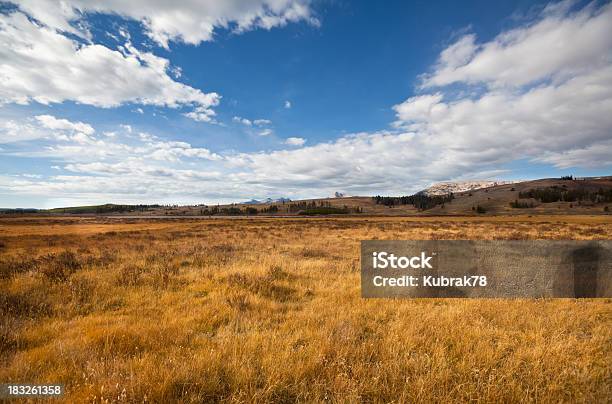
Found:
[1,215,611,403]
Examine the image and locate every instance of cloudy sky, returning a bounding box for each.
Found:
[0,0,611,208]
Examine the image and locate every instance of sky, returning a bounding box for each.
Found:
[0,0,611,208]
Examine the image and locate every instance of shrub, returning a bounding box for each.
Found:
[39,251,82,283]
[151,261,180,289]
[0,256,38,279]
[69,277,95,305]
[510,200,533,209]
[117,264,145,286]
[0,291,51,318]
[225,292,250,312]
[301,248,328,258]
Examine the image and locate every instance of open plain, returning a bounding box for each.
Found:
[1,215,611,402]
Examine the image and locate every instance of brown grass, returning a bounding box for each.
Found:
[0,216,610,403]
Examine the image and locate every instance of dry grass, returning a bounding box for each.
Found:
[0,216,611,403]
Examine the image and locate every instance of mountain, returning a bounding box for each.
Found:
[239,197,291,205]
[420,180,522,196]
[230,177,611,215]
[4,177,611,217]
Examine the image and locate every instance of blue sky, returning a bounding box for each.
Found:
[1,0,611,208]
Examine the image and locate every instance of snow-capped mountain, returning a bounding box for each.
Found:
[240,197,291,204]
[420,180,522,196]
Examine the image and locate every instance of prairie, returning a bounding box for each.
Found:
[1,216,611,402]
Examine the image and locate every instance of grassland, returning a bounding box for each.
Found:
[1,216,611,402]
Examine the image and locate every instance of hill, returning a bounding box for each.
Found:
[204,176,612,216]
[2,176,611,217]
[413,176,612,215]
[420,180,522,196]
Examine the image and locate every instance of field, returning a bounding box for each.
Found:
[1,216,611,402]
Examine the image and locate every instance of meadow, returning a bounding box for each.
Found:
[1,216,611,402]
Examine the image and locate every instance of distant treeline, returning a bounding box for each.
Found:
[519,187,612,203]
[287,201,359,213]
[372,193,454,210]
[49,204,161,214]
[299,207,353,215]
[200,201,362,216]
[0,208,39,214]
[1,204,162,214]
[509,200,534,209]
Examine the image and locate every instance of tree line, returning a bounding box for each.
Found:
[199,200,362,216]
[372,193,454,210]
[518,187,612,203]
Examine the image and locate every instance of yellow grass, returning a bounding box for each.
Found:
[0,216,610,402]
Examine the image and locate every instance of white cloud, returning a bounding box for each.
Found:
[422,2,612,88]
[0,11,219,120]
[253,119,272,126]
[147,140,222,162]
[12,0,318,48]
[233,116,252,126]
[1,116,221,163]
[391,2,612,171]
[536,139,612,169]
[1,120,49,143]
[284,100,292,109]
[437,34,478,70]
[1,114,96,143]
[393,64,612,168]
[284,137,305,146]
[233,116,273,128]
[392,94,445,124]
[183,106,217,123]
[258,129,273,136]
[35,115,94,135]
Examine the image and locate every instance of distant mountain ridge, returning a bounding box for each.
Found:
[239,197,292,205]
[420,180,522,196]
[3,176,611,216]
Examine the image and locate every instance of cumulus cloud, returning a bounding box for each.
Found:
[284,100,292,109]
[183,107,218,123]
[233,116,253,126]
[1,115,221,163]
[284,137,305,146]
[536,139,612,169]
[422,1,612,88]
[12,0,318,48]
[231,1,612,193]
[258,129,273,137]
[0,120,49,143]
[35,115,94,135]
[253,119,272,126]
[233,116,272,127]
[392,1,612,171]
[0,12,220,120]
[392,94,445,124]
[1,115,96,143]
